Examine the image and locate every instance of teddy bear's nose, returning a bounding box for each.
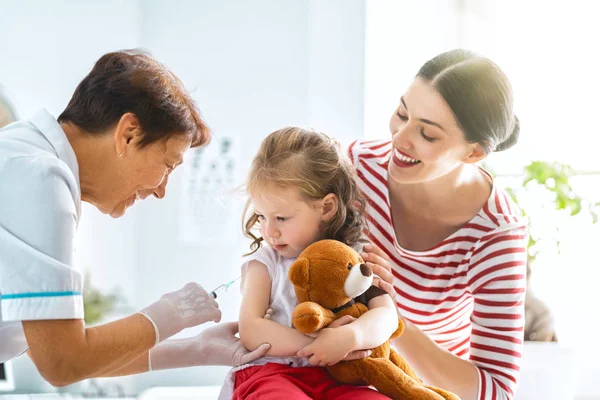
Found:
[360,263,372,277]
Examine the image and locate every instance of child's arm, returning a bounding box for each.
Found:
[239,260,313,357]
[296,292,398,365]
[349,293,399,348]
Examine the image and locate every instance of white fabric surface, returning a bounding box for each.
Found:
[0,110,83,362]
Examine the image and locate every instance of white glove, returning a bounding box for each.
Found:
[148,322,271,370]
[140,282,221,343]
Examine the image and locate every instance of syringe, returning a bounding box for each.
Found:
[210,276,241,299]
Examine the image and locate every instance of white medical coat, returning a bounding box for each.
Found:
[0,109,83,362]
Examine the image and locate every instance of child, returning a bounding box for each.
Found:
[220,127,399,399]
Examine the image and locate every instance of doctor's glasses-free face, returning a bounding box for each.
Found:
[104,135,191,218]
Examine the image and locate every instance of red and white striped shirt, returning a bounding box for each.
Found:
[349,140,527,400]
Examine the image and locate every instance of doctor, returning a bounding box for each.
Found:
[0,50,270,386]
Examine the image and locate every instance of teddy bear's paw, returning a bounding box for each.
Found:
[292,302,329,334]
[293,313,323,334]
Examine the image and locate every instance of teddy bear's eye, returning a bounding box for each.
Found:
[347,263,352,270]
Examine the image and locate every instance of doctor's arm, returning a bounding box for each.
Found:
[94,321,271,376]
[24,307,267,383]
[23,281,223,386]
[23,314,155,385]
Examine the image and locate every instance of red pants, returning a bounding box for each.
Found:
[233,363,391,399]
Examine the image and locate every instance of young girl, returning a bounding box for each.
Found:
[221,127,399,399]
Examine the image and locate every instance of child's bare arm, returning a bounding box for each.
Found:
[350,293,399,349]
[239,260,313,357]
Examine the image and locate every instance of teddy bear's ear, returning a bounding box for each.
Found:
[289,257,310,288]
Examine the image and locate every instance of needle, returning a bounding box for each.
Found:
[210,276,241,299]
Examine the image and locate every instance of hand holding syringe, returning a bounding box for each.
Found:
[210,276,241,299]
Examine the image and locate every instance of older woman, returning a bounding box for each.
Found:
[0,50,269,386]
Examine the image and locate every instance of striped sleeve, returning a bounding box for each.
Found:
[348,139,390,166]
[348,139,360,166]
[468,226,528,400]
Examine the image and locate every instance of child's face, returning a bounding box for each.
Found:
[251,185,327,258]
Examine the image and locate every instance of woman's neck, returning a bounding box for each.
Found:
[388,163,490,221]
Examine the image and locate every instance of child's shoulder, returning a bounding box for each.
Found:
[242,243,280,269]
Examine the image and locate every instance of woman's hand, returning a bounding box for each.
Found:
[362,243,396,299]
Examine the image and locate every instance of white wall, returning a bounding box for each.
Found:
[0,0,140,117]
[307,0,366,144]
[364,0,460,139]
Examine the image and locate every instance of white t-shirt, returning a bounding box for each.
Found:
[0,109,83,363]
[240,244,299,328]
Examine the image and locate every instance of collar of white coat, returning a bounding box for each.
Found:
[30,108,82,218]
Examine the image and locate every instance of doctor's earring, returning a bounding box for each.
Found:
[119,151,124,157]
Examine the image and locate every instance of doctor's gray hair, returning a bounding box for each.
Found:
[417,49,519,154]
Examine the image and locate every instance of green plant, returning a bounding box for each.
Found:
[83,273,120,326]
[502,161,599,267]
[488,161,599,341]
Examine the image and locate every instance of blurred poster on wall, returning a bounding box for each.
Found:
[179,136,241,244]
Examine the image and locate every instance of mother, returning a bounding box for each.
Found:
[0,50,268,385]
[356,49,527,400]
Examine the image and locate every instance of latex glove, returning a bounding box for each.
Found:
[149,321,271,370]
[140,282,221,343]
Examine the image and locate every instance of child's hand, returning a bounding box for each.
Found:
[263,308,274,320]
[296,325,359,366]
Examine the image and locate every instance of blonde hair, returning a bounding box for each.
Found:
[243,127,367,255]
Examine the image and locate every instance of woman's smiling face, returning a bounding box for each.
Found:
[388,77,480,185]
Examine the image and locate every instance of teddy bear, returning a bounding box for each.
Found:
[288,239,460,400]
